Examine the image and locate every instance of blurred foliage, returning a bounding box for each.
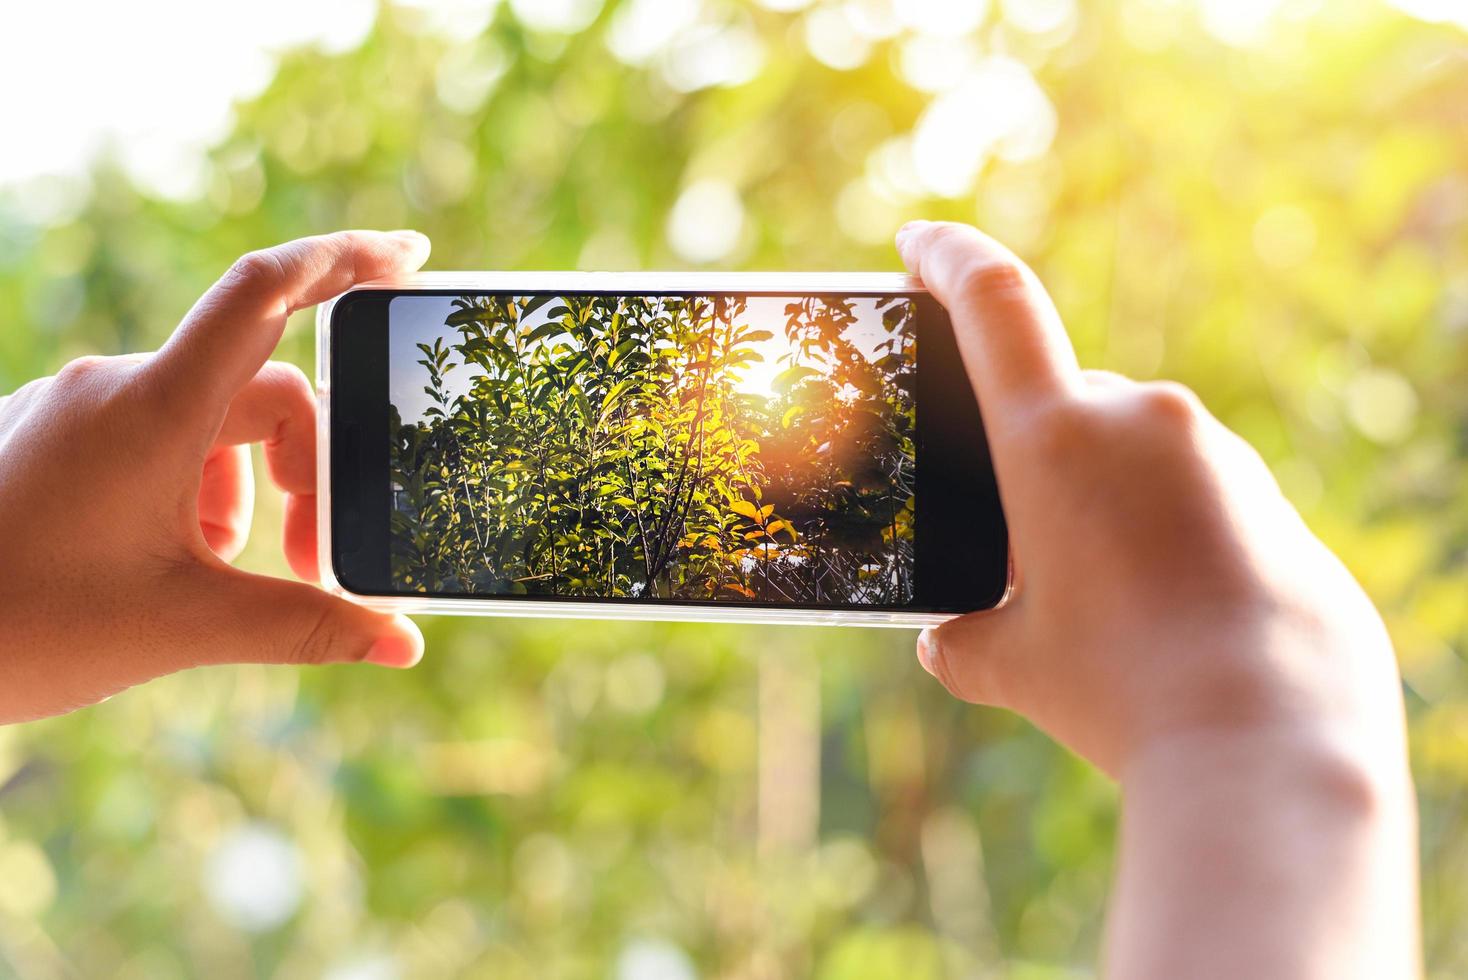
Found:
[0,0,1465,977]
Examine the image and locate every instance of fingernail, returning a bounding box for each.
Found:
[916,628,938,677]
[389,229,429,244]
[366,635,422,668]
[895,219,929,244]
[895,221,929,263]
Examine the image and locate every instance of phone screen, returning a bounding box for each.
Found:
[330,288,1008,614]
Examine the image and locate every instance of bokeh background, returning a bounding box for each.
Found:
[1,0,1465,976]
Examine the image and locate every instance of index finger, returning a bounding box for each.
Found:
[147,230,431,404]
[896,221,1080,430]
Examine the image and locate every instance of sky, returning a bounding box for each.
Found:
[388,293,903,424]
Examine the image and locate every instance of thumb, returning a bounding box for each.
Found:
[148,230,431,410]
[187,566,423,668]
[917,606,1031,709]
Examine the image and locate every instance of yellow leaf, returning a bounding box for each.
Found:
[729,499,761,522]
[765,519,796,540]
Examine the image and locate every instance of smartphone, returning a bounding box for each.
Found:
[318,273,1009,627]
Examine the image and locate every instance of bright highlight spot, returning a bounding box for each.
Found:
[606,0,702,63]
[667,179,746,263]
[204,822,304,932]
[911,57,1057,197]
[1345,367,1419,445]
[843,0,903,39]
[804,6,873,70]
[897,34,979,93]
[1388,0,1468,29]
[398,0,503,38]
[607,1,763,91]
[0,0,376,196]
[616,938,698,980]
[897,0,990,35]
[323,954,402,980]
[662,22,766,92]
[435,40,512,114]
[1197,0,1285,45]
[508,0,604,33]
[1002,0,1078,34]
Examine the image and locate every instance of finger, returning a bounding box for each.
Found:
[216,361,317,494]
[0,375,54,425]
[212,361,321,579]
[186,565,424,668]
[283,491,321,582]
[917,606,1031,709]
[148,230,430,406]
[895,221,1080,430]
[197,444,254,562]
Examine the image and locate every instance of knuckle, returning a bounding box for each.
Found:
[54,355,109,385]
[953,256,1030,302]
[1134,380,1204,430]
[51,356,134,406]
[225,248,287,291]
[258,362,317,439]
[291,606,345,665]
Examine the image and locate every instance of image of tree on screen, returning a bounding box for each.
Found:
[387,293,916,604]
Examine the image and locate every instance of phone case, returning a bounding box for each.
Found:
[315,272,1012,628]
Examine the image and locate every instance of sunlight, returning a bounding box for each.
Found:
[0,0,375,196]
[730,302,803,401]
[1196,0,1287,44]
[911,56,1056,197]
[1388,0,1468,28]
[726,297,900,401]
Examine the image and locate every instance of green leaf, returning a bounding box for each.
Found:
[524,321,565,344]
[518,294,557,320]
[446,308,490,327]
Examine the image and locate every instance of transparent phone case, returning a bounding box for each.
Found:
[316,272,1011,628]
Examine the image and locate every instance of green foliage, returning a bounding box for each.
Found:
[0,1,1464,977]
[390,293,915,604]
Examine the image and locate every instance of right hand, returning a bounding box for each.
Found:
[896,220,1408,781]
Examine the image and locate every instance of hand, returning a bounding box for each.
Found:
[897,220,1417,978]
[897,220,1405,778]
[0,231,431,725]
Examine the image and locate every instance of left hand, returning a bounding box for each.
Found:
[0,230,432,724]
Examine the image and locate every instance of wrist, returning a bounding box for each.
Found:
[1115,598,1408,787]
[1109,720,1420,980]
[1120,720,1413,818]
